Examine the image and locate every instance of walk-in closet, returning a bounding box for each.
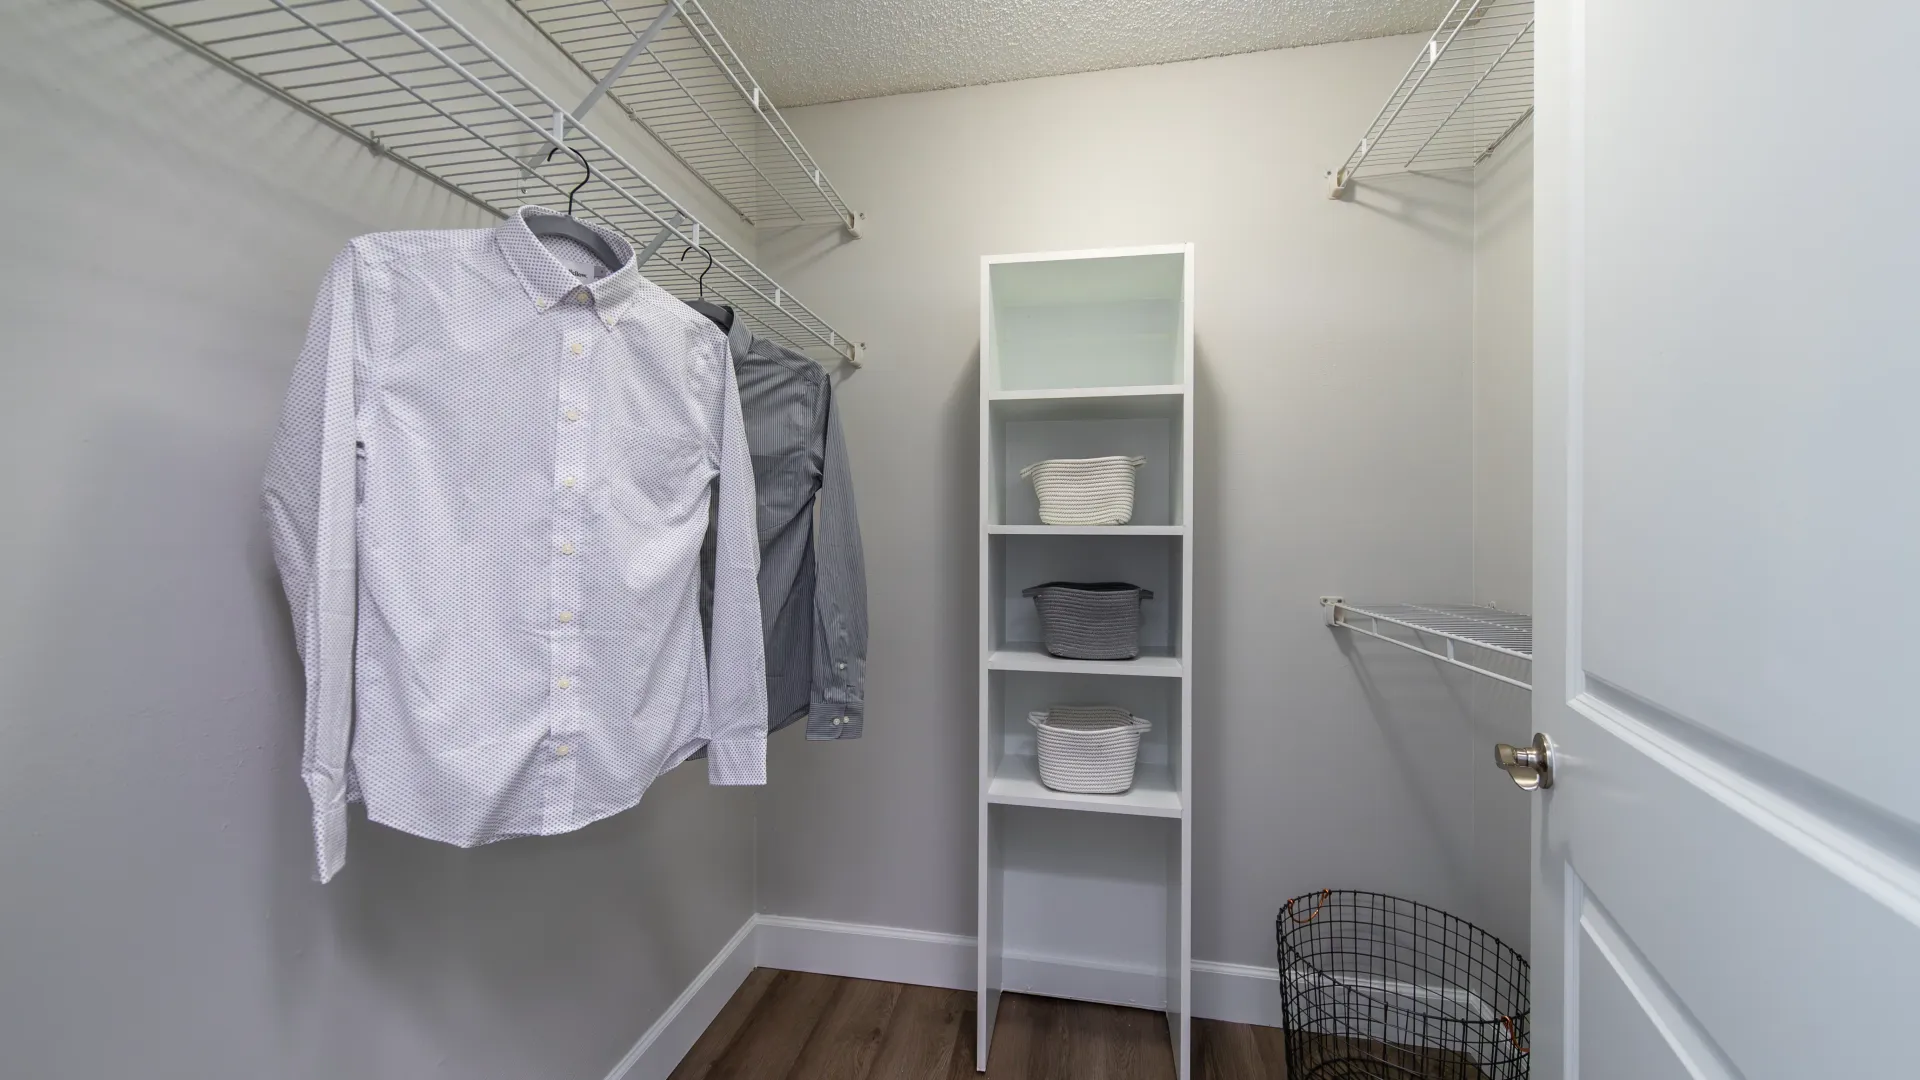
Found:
[5,1,1913,1078]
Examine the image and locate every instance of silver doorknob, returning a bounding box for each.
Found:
[1494,733,1555,791]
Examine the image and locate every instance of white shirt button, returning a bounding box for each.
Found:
[836,662,846,671]
[573,289,590,303]
[561,476,577,489]
[557,611,574,623]
[559,540,576,555]
[556,677,572,690]
[563,407,581,422]
[554,744,572,757]
[569,342,584,355]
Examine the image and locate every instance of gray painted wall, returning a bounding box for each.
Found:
[754,36,1512,969]
[1467,124,1535,954]
[1473,125,1535,617]
[0,4,755,1078]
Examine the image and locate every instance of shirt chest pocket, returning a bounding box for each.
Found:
[604,425,709,525]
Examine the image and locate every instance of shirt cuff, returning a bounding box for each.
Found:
[310,795,348,883]
[806,700,865,740]
[706,736,767,785]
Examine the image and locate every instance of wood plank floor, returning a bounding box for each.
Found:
[669,969,1291,1080]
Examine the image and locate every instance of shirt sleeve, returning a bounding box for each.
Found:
[703,341,770,783]
[806,374,868,740]
[261,247,362,883]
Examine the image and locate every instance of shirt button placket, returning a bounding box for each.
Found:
[548,305,591,831]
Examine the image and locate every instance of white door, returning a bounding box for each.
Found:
[1528,1,1920,1077]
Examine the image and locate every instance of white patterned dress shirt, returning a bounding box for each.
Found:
[263,207,766,882]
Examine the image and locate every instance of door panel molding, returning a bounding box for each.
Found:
[1557,861,1581,1080]
[1575,880,1739,1080]
[1557,0,1588,709]
[1574,687,1920,926]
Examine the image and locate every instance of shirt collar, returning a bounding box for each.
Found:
[726,312,754,361]
[495,206,646,326]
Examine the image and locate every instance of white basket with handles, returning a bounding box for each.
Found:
[1027,706,1152,794]
[1019,455,1145,526]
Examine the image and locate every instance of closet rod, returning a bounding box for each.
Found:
[99,0,863,366]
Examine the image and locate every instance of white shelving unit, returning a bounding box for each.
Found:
[1329,0,1534,197]
[977,245,1195,1078]
[1321,597,1533,690]
[100,0,860,364]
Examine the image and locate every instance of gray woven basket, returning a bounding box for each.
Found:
[1021,581,1154,660]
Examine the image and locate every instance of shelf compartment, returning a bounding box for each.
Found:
[993,414,1182,528]
[1322,597,1532,690]
[1330,0,1533,195]
[102,0,858,365]
[986,248,1190,393]
[988,645,1183,678]
[991,534,1182,659]
[508,0,855,229]
[993,807,1178,1005]
[989,671,1182,814]
[989,755,1181,818]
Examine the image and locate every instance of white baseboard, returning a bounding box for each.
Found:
[752,915,1283,1023]
[753,914,976,990]
[602,916,757,1080]
[753,913,1203,1013]
[609,914,1283,1079]
[1192,959,1284,1027]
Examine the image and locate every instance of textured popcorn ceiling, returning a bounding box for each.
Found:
[700,0,1449,106]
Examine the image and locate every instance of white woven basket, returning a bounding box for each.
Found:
[1027,706,1152,794]
[1019,455,1145,526]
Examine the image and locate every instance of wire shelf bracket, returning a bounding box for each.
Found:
[1321,597,1533,690]
[1328,0,1533,198]
[98,0,862,366]
[510,0,859,233]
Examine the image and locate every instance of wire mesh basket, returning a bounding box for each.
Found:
[1276,890,1529,1080]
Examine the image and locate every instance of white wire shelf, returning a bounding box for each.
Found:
[101,0,860,365]
[1321,597,1532,690]
[509,0,855,231]
[1329,0,1533,197]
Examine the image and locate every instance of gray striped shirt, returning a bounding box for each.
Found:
[700,318,867,740]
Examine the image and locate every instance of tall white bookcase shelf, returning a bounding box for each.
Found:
[976,245,1195,1078]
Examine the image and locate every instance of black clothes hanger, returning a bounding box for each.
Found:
[678,244,734,331]
[523,146,628,277]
